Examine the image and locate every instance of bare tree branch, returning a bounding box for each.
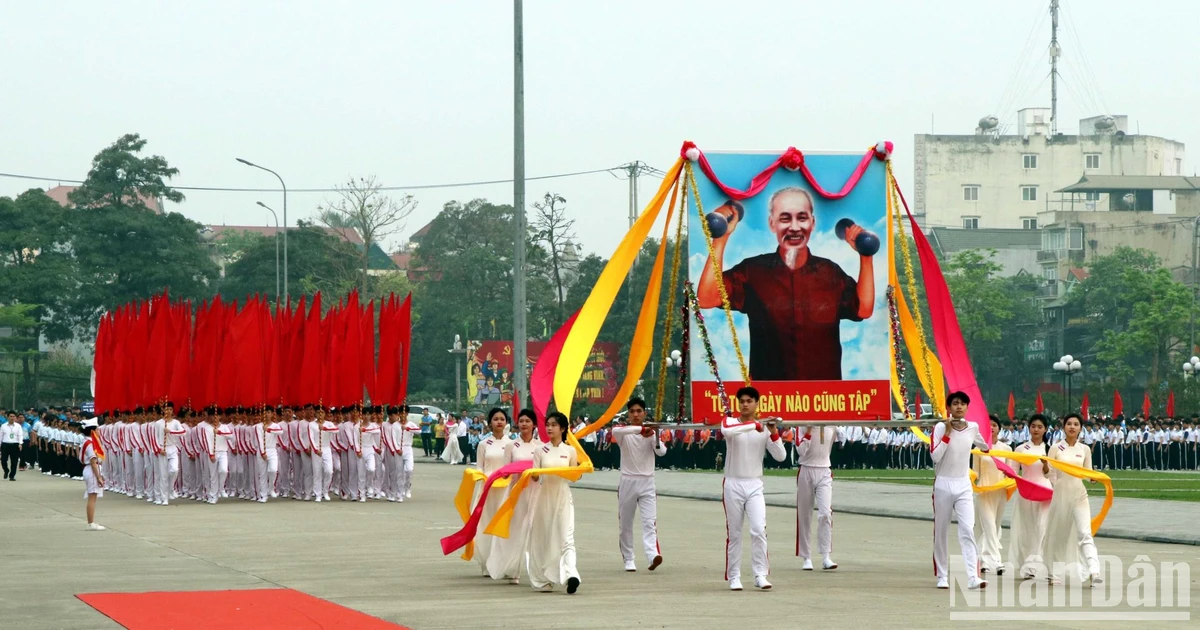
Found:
[318,175,417,292]
[531,192,576,324]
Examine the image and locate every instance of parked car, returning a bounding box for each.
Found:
[407,404,446,425]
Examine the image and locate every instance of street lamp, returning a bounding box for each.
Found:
[1183,356,1200,377]
[448,335,467,409]
[1053,354,1082,416]
[257,201,280,304]
[237,158,288,300]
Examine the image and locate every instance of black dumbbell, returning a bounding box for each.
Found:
[705,201,745,238]
[834,218,881,256]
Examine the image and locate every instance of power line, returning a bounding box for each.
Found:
[0,165,628,195]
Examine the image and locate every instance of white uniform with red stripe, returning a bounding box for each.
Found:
[317,419,337,500]
[361,421,381,499]
[149,417,169,504]
[166,419,185,499]
[930,421,989,581]
[265,420,283,498]
[722,418,787,583]
[198,420,218,502]
[613,425,666,568]
[399,420,420,496]
[794,426,836,562]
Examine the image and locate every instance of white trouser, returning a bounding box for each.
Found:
[723,477,768,581]
[400,450,414,495]
[933,476,979,580]
[382,451,397,498]
[154,452,169,503]
[166,446,180,497]
[216,452,229,496]
[131,451,144,495]
[252,453,266,500]
[205,455,219,501]
[301,450,314,498]
[974,489,1006,572]
[318,448,333,498]
[617,475,660,564]
[795,466,833,559]
[266,450,279,496]
[362,450,376,497]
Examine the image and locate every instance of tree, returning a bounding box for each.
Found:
[220,221,362,302]
[51,135,218,339]
[211,228,268,266]
[0,189,74,319]
[1093,267,1195,388]
[318,176,416,293]
[68,133,184,211]
[531,192,577,324]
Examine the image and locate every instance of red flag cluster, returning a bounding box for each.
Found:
[93,290,412,415]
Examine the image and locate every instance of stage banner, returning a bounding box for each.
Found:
[467,339,619,407]
[688,151,890,421]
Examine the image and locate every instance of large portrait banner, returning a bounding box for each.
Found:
[688,151,891,421]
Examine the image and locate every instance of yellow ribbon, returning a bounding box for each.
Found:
[554,160,684,417]
[577,176,681,438]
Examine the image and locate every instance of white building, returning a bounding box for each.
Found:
[913,110,1186,231]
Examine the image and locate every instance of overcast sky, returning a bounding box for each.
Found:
[2,0,1196,255]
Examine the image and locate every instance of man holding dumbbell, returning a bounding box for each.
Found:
[697,186,875,381]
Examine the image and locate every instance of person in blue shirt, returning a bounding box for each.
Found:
[420,411,434,457]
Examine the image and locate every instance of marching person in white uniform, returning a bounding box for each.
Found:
[612,396,666,573]
[475,408,514,578]
[930,391,990,591]
[1043,412,1103,586]
[794,424,838,571]
[487,409,541,584]
[1010,413,1052,579]
[722,386,787,591]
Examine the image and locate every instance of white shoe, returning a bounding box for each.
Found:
[1091,573,1104,587]
[257,498,267,503]
[508,577,519,585]
[323,495,330,501]
[86,523,105,531]
[729,578,743,591]
[754,576,772,590]
[135,494,143,499]
[387,497,396,502]
[405,491,412,499]
[359,498,366,503]
[936,577,949,589]
[624,560,636,572]
[153,500,163,506]
[823,557,838,570]
[207,499,217,504]
[968,577,987,590]
[314,496,322,502]
[270,492,278,498]
[801,558,813,571]
[397,496,404,503]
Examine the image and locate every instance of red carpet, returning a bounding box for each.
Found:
[77,588,407,629]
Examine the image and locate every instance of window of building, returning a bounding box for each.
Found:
[1022,186,1038,201]
[963,185,979,201]
[1042,266,1057,281]
[1023,154,1038,169]
[1085,153,1100,169]
[1022,217,1038,230]
[1084,191,1101,201]
[962,216,979,230]
[1069,227,1083,250]
[1177,158,1184,175]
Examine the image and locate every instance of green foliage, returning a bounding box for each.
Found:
[220,221,362,302]
[68,133,184,210]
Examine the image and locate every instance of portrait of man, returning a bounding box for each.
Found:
[696,186,876,381]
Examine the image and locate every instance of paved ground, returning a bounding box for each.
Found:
[1,460,1197,630]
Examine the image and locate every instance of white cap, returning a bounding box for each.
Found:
[82,419,98,429]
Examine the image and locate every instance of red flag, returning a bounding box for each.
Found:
[92,313,113,415]
[914,389,922,410]
[376,295,398,406]
[1081,391,1090,420]
[1035,391,1045,414]
[145,293,172,405]
[300,293,323,407]
[1113,390,1124,418]
[1166,390,1175,418]
[396,294,412,405]
[263,302,283,408]
[167,302,192,408]
[1143,391,1152,418]
[361,299,377,405]
[1007,392,1015,421]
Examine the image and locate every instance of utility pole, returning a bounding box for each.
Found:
[1049,0,1061,135]
[619,161,654,291]
[512,0,527,410]
[1191,216,1200,354]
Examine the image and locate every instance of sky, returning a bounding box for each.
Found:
[2,0,1197,256]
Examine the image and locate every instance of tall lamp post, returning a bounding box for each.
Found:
[237,158,288,300]
[1182,356,1199,411]
[256,201,281,303]
[449,335,467,410]
[667,349,683,420]
[1053,354,1082,416]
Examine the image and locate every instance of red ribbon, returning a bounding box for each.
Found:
[439,460,535,556]
[680,141,881,201]
[531,310,580,443]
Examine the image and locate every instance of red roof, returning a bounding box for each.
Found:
[207,224,364,245]
[46,185,164,214]
[1068,268,1090,282]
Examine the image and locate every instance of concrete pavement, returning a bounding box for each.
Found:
[0,460,1196,630]
[574,469,1200,546]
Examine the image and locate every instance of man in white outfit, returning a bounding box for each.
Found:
[317,410,337,501]
[166,408,186,500]
[198,411,218,504]
[612,397,667,572]
[265,408,283,498]
[150,407,170,505]
[931,391,991,590]
[399,406,419,499]
[973,415,1012,576]
[794,425,838,571]
[722,387,787,591]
